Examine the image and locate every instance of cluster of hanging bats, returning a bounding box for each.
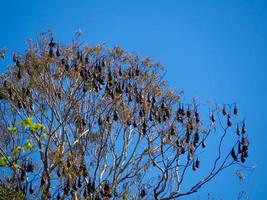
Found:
[0,37,249,199]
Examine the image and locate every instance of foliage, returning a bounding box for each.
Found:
[0,182,25,200]
[0,31,250,199]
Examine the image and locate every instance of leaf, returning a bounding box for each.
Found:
[25,139,34,150]
[0,156,8,166]
[12,146,25,156]
[12,163,20,169]
[21,117,45,133]
[7,126,17,133]
[20,117,34,128]
[41,133,47,139]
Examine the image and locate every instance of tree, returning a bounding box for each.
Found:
[0,31,250,200]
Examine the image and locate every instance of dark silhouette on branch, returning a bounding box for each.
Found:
[0,31,250,199]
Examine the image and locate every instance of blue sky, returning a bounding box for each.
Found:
[0,0,266,199]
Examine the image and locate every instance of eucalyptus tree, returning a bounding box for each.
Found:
[0,32,250,200]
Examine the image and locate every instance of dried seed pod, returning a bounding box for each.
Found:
[231,148,237,161]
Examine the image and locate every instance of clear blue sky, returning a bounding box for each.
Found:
[0,0,266,199]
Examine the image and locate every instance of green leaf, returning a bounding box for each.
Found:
[12,146,25,156]
[21,117,45,133]
[25,139,34,150]
[7,126,17,133]
[41,133,47,139]
[0,156,8,166]
[20,117,34,128]
[12,163,20,169]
